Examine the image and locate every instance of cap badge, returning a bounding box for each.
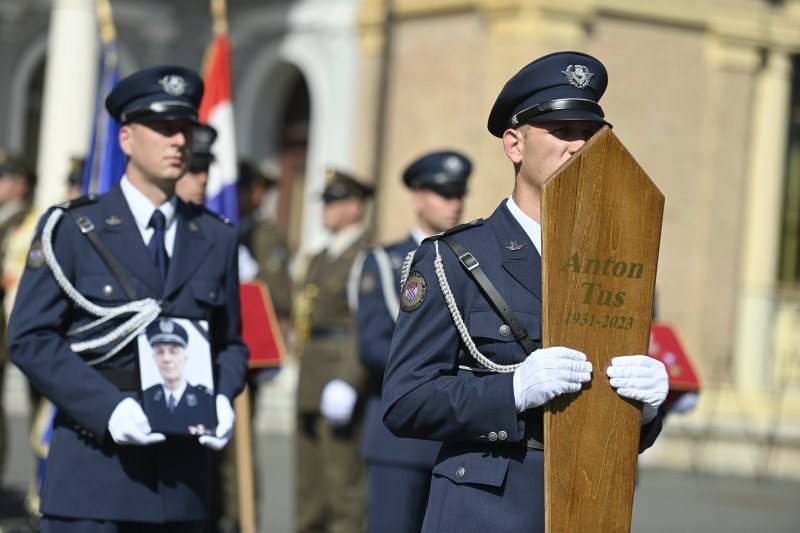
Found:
[562,65,594,89]
[158,75,187,96]
[159,318,174,333]
[443,155,464,174]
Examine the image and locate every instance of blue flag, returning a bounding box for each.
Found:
[83,42,126,195]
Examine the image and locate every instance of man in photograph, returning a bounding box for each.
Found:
[143,318,216,436]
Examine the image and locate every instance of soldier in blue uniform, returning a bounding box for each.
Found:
[8,65,248,532]
[143,318,216,436]
[355,150,472,533]
[382,51,669,532]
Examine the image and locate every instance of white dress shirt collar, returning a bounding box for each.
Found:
[506,197,542,255]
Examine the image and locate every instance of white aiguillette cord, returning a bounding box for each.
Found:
[41,208,162,366]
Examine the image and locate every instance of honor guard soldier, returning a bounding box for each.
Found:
[8,65,248,532]
[237,161,292,321]
[295,169,372,533]
[381,51,669,532]
[355,150,472,533]
[0,151,35,493]
[176,124,217,205]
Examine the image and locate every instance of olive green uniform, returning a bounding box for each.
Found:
[295,231,370,533]
[0,205,30,481]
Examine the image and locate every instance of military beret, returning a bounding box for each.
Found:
[321,168,374,204]
[106,65,204,125]
[487,51,609,138]
[402,150,472,197]
[190,124,218,167]
[147,318,188,348]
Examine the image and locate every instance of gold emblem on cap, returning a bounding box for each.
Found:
[158,75,187,96]
[562,64,594,89]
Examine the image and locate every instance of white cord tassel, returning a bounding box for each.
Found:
[41,208,162,365]
[433,241,520,374]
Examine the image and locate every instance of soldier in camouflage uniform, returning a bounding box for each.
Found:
[295,169,372,533]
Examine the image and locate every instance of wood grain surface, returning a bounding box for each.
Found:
[541,126,664,533]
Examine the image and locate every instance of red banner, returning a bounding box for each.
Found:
[240,281,285,368]
[649,322,701,392]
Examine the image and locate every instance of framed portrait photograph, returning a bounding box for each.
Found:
[138,317,217,436]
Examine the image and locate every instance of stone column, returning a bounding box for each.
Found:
[735,49,792,390]
[35,0,98,209]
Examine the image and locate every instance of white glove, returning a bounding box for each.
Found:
[238,244,259,282]
[199,395,236,450]
[606,355,669,424]
[512,347,593,412]
[670,391,699,414]
[320,379,358,426]
[108,397,166,446]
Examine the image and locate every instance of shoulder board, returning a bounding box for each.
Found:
[423,218,484,243]
[56,194,98,211]
[200,205,234,226]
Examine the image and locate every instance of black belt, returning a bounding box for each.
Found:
[309,325,352,340]
[97,368,140,391]
[523,408,544,450]
[525,436,544,450]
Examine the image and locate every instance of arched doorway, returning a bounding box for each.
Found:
[275,70,310,255]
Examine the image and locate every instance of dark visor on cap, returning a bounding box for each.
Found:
[510,98,608,127]
[120,101,199,124]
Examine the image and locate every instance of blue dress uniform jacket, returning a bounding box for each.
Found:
[358,235,442,468]
[143,382,216,436]
[358,235,442,532]
[8,185,248,523]
[382,201,662,533]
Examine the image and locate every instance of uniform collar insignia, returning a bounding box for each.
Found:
[105,215,123,226]
[505,241,525,251]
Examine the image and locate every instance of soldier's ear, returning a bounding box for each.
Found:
[502,127,524,165]
[119,124,134,156]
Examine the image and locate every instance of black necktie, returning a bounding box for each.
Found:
[148,210,169,284]
[167,394,177,413]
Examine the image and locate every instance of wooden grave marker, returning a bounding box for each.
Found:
[541,126,664,533]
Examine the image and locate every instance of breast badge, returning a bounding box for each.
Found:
[360,271,377,295]
[400,271,427,312]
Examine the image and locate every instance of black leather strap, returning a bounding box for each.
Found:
[97,368,140,391]
[441,236,538,354]
[69,209,138,300]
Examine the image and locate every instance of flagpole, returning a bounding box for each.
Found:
[96,0,116,44]
[206,5,256,531]
[82,0,124,195]
[211,0,228,37]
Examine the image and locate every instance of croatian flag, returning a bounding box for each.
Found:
[199,35,239,224]
[83,42,126,194]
